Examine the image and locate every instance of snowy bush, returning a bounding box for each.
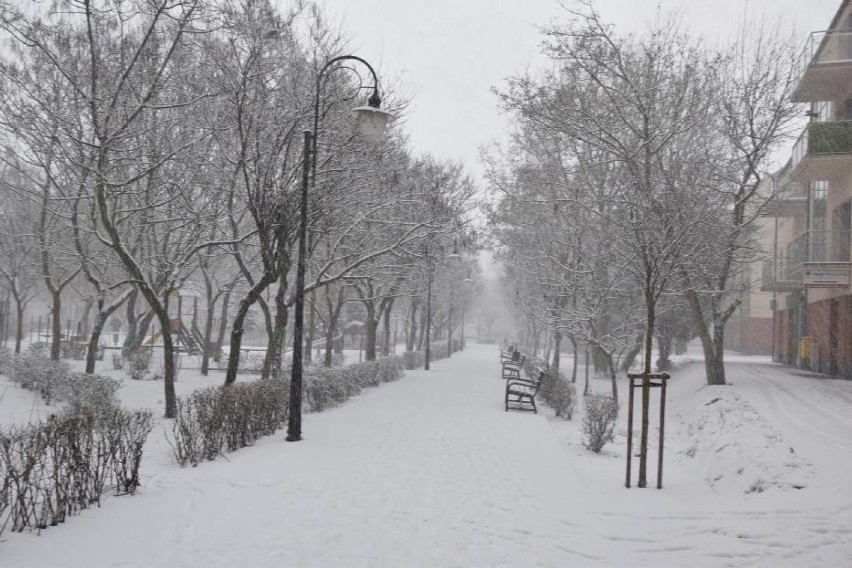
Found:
[127,350,151,380]
[26,341,49,354]
[11,351,70,405]
[403,350,425,369]
[112,352,123,370]
[169,356,407,466]
[582,394,619,453]
[521,357,576,420]
[169,380,289,467]
[56,373,121,418]
[402,341,462,370]
[548,377,577,419]
[60,341,87,360]
[305,357,404,412]
[306,368,359,412]
[0,346,12,374]
[10,351,120,414]
[100,408,154,495]
[239,350,266,373]
[0,407,153,535]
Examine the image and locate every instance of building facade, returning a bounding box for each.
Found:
[761,0,852,379]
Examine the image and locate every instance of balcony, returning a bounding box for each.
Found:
[761,230,851,291]
[792,29,852,102]
[788,229,851,267]
[761,255,802,291]
[790,121,852,182]
[762,181,807,217]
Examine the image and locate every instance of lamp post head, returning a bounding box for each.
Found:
[352,88,392,142]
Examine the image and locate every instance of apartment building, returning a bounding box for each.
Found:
[761,0,852,379]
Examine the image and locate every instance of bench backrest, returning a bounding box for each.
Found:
[533,370,547,394]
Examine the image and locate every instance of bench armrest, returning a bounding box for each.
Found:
[506,378,537,388]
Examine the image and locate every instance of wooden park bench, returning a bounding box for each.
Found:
[501,358,524,381]
[499,347,518,364]
[504,366,545,414]
[499,348,525,380]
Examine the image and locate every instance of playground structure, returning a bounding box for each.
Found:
[141,318,205,355]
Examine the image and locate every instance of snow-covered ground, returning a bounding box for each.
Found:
[1,344,851,567]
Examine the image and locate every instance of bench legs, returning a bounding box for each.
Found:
[505,392,537,413]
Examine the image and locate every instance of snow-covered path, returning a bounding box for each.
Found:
[3,345,852,567]
[4,345,602,567]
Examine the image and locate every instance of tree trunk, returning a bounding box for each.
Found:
[382,299,393,357]
[621,334,644,373]
[213,287,231,363]
[14,298,23,354]
[269,283,289,380]
[85,293,129,374]
[417,303,426,350]
[406,298,418,351]
[702,321,727,385]
[607,351,618,403]
[49,291,61,361]
[224,273,276,386]
[324,320,337,367]
[123,311,154,359]
[638,294,657,489]
[656,331,672,371]
[570,335,578,383]
[447,305,453,358]
[86,313,108,374]
[79,296,94,342]
[364,306,377,361]
[154,308,177,418]
[684,287,728,386]
[122,289,139,358]
[259,295,275,380]
[200,292,216,376]
[551,330,561,373]
[264,276,289,380]
[305,292,316,363]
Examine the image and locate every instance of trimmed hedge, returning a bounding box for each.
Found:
[402,339,463,370]
[169,356,407,467]
[9,351,119,415]
[0,407,153,535]
[522,356,577,420]
[11,351,70,405]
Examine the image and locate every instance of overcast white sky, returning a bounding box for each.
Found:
[314,0,842,186]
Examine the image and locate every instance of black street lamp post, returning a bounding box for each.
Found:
[286,56,391,442]
[424,245,433,370]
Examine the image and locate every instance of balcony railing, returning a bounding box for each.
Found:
[761,255,801,291]
[801,29,852,68]
[791,121,852,174]
[787,229,852,267]
[794,30,852,101]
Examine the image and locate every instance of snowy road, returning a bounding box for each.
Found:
[2,345,852,566]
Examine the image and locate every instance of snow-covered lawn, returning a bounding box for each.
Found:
[1,344,851,566]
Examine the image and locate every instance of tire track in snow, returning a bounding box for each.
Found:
[737,362,852,455]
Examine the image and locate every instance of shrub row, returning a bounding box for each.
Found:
[0,407,154,535]
[169,379,288,467]
[169,356,406,467]
[8,349,121,414]
[401,339,463,370]
[520,354,617,452]
[305,357,404,412]
[522,356,577,420]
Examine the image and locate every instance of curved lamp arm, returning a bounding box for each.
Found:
[311,55,385,175]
